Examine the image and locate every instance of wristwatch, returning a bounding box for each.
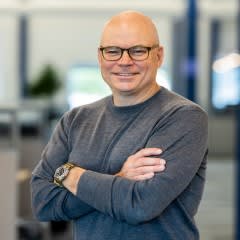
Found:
[54,162,76,187]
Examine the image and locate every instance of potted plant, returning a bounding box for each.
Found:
[28,64,61,98]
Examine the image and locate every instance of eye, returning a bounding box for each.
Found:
[104,47,121,56]
[130,47,148,56]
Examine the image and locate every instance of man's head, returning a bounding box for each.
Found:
[98,11,164,105]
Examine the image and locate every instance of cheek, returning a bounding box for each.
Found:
[141,64,153,76]
[100,64,114,83]
[101,62,114,73]
[140,65,158,82]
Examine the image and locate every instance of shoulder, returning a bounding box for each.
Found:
[157,87,207,118]
[148,88,208,136]
[166,91,208,136]
[61,95,111,126]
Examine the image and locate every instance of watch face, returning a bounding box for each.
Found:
[54,166,69,182]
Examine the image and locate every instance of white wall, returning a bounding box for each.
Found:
[0,13,19,102]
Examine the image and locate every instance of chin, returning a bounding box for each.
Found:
[113,82,138,90]
[114,88,139,97]
[114,86,136,94]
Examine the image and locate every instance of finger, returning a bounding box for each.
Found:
[135,165,165,175]
[134,148,162,158]
[133,157,166,168]
[133,172,155,181]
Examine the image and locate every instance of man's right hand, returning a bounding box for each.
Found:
[116,148,166,181]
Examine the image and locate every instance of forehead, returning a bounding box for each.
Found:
[100,19,157,47]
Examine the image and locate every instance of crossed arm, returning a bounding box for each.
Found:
[63,148,166,195]
[31,145,165,222]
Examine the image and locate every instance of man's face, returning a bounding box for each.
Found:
[98,19,163,102]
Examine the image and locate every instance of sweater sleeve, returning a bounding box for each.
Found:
[30,112,94,221]
[75,107,208,225]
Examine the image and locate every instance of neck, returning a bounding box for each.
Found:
[113,84,161,107]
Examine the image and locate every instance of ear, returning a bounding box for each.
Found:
[98,48,103,66]
[156,46,164,67]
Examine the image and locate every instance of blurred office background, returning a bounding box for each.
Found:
[0,0,239,239]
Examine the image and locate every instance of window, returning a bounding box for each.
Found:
[66,64,110,109]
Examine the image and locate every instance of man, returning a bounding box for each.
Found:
[31,11,208,240]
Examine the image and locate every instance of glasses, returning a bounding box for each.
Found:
[99,45,159,61]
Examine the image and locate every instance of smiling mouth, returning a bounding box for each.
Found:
[113,72,138,76]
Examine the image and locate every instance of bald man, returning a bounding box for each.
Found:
[31,11,208,240]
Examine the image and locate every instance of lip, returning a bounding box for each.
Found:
[112,72,138,77]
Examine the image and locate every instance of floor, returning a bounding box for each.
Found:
[196,159,234,240]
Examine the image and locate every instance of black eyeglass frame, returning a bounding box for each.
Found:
[99,44,159,61]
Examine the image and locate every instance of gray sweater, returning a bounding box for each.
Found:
[31,87,208,240]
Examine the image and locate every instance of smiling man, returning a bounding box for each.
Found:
[31,11,208,240]
[98,13,163,106]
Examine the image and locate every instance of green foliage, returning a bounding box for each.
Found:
[28,64,61,97]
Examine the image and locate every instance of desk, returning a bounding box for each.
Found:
[0,103,19,148]
[0,99,50,144]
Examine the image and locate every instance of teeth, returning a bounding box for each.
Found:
[118,73,134,76]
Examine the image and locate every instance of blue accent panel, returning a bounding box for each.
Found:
[209,19,220,112]
[235,2,240,239]
[172,18,188,97]
[236,107,240,240]
[19,15,28,97]
[186,0,197,102]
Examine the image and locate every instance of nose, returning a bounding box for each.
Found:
[118,50,133,65]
